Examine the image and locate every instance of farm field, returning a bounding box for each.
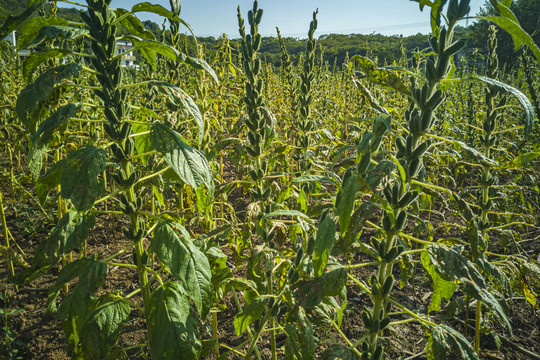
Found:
[0,0,539,359]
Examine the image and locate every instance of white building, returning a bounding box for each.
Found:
[117,40,136,68]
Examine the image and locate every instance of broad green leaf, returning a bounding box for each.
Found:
[233,296,266,336]
[179,55,219,84]
[60,146,107,212]
[291,174,337,185]
[36,161,62,204]
[432,324,479,360]
[153,221,212,318]
[79,295,131,360]
[354,55,412,96]
[512,152,540,166]
[0,1,47,40]
[150,81,204,145]
[341,202,374,250]
[297,188,308,213]
[47,257,95,313]
[32,103,82,148]
[452,139,499,166]
[321,344,358,360]
[132,2,180,20]
[471,75,536,136]
[132,122,152,165]
[261,209,311,222]
[36,210,95,267]
[27,26,88,49]
[28,144,48,181]
[23,49,73,84]
[146,282,201,360]
[54,260,107,322]
[28,103,82,181]
[16,62,82,134]
[421,251,456,312]
[17,17,68,51]
[336,174,357,236]
[365,160,394,190]
[115,9,155,40]
[131,2,195,40]
[313,219,336,277]
[295,266,347,309]
[284,308,315,360]
[428,245,512,334]
[150,123,214,197]
[123,36,175,70]
[479,15,540,62]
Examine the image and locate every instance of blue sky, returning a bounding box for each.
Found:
[70,0,487,38]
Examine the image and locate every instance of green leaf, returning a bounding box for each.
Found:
[295,266,347,309]
[233,296,266,336]
[354,55,412,96]
[36,161,62,204]
[313,219,336,277]
[432,324,479,360]
[24,49,73,90]
[321,344,358,360]
[291,174,337,185]
[47,256,96,312]
[60,146,107,212]
[452,139,499,166]
[26,25,88,49]
[421,251,456,312]
[123,36,175,70]
[284,308,315,360]
[336,174,357,236]
[0,1,47,40]
[365,160,394,190]
[152,221,212,318]
[32,103,82,148]
[132,2,181,20]
[79,295,131,360]
[512,151,540,166]
[150,123,214,197]
[16,62,82,134]
[131,2,195,40]
[17,17,68,51]
[115,9,155,40]
[54,260,107,322]
[180,55,219,84]
[132,122,152,165]
[471,75,536,136]
[150,81,204,145]
[428,245,512,334]
[146,282,201,360]
[261,209,311,222]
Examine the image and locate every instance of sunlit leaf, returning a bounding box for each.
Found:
[150,123,214,197]
[313,219,336,277]
[233,296,266,336]
[354,55,411,96]
[152,221,212,318]
[471,75,536,136]
[60,146,107,212]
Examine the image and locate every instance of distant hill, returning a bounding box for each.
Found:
[0,1,81,23]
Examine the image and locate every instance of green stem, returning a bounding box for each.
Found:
[0,191,15,277]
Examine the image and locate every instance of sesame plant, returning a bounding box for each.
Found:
[2,0,540,359]
[12,0,221,358]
